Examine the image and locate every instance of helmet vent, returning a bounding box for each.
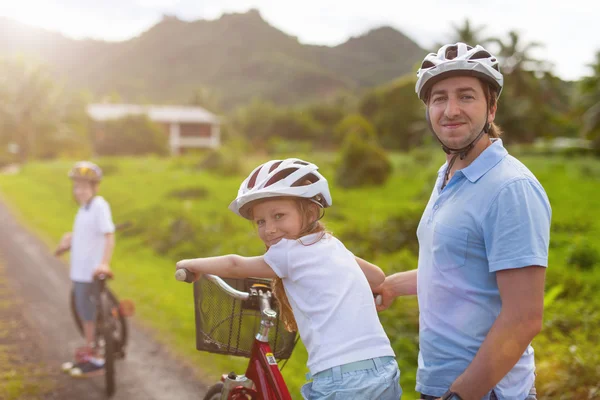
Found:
[470,50,492,60]
[445,46,458,59]
[265,168,296,187]
[247,168,261,189]
[268,161,282,173]
[292,173,319,187]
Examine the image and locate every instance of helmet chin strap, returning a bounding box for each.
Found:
[425,108,491,190]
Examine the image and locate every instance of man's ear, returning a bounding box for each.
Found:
[488,102,497,123]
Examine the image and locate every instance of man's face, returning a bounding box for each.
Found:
[428,76,496,150]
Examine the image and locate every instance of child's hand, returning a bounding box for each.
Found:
[175,260,200,282]
[94,263,113,279]
[54,232,72,256]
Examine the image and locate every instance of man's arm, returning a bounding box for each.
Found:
[448,265,546,400]
[373,269,418,311]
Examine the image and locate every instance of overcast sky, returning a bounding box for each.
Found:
[1,0,598,81]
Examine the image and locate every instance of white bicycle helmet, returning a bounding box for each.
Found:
[229,158,332,219]
[68,161,103,182]
[415,42,504,102]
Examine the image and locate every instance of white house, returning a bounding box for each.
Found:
[87,103,221,155]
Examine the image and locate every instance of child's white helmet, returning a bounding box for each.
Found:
[229,158,332,219]
[415,42,504,102]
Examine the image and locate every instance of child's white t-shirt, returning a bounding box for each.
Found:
[70,196,115,283]
[263,233,395,375]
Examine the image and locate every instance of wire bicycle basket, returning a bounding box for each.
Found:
[193,276,297,359]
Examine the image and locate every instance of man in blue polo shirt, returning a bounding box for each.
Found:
[375,43,551,400]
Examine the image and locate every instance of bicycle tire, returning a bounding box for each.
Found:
[70,288,129,356]
[107,289,129,351]
[101,292,116,397]
[203,382,224,400]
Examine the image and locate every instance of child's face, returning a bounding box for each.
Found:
[252,198,305,247]
[72,180,95,205]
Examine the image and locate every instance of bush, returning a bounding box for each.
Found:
[197,145,243,176]
[167,187,209,200]
[336,131,392,188]
[0,151,17,168]
[536,300,600,399]
[334,114,377,142]
[338,207,422,259]
[566,236,600,270]
[266,137,312,156]
[93,115,169,156]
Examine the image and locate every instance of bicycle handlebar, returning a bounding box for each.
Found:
[175,269,250,301]
[176,268,381,306]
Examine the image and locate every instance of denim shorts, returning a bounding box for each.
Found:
[73,281,99,322]
[301,357,402,400]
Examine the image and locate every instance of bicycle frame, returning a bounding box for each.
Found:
[234,338,291,400]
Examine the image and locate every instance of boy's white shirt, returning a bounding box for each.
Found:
[70,196,115,283]
[264,233,395,375]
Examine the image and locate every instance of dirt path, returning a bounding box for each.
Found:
[0,200,208,400]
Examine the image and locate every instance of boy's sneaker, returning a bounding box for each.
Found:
[61,361,76,372]
[69,360,105,378]
[62,346,100,374]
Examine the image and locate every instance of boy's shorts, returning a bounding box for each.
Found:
[73,281,100,322]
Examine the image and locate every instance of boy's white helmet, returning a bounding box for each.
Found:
[415,42,504,102]
[229,158,332,219]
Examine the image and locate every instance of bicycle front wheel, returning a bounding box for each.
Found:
[100,292,116,397]
[203,382,224,400]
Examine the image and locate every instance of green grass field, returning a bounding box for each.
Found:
[1,149,599,399]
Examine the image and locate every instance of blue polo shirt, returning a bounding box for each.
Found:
[415,139,551,400]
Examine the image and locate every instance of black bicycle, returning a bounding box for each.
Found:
[69,273,134,397]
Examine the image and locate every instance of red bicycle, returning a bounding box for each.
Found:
[176,269,297,400]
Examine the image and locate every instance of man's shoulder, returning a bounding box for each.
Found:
[484,154,543,189]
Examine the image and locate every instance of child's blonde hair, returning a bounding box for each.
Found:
[248,183,327,332]
[271,198,326,332]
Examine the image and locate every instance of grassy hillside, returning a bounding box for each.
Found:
[0,149,599,399]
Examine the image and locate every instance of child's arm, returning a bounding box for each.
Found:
[176,255,277,282]
[354,256,385,289]
[54,232,72,256]
[94,233,115,277]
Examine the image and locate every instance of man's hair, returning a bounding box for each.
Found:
[482,83,503,138]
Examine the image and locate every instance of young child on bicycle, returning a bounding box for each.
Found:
[56,161,116,377]
[176,158,402,399]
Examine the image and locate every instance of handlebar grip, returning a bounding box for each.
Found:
[375,294,383,306]
[175,268,195,283]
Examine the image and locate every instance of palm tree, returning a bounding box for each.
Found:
[486,30,554,103]
[450,19,487,46]
[432,18,489,52]
[580,51,600,105]
[580,51,600,145]
[0,56,65,162]
[487,30,550,75]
